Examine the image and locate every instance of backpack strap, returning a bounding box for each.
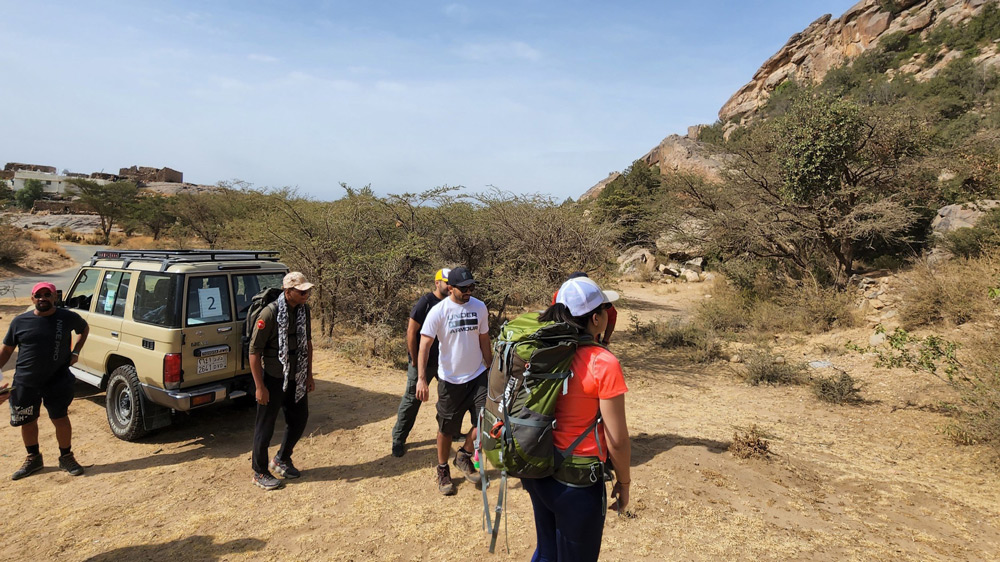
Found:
[555,414,602,465]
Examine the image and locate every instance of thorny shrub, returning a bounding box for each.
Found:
[628,314,722,364]
[742,349,806,386]
[812,372,863,404]
[730,425,771,460]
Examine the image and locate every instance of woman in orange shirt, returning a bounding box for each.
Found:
[523,276,632,562]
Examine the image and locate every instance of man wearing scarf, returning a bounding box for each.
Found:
[248,272,315,491]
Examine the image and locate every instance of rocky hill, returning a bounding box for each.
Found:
[720,0,994,125]
[583,0,997,200]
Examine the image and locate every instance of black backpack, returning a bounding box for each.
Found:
[242,287,282,343]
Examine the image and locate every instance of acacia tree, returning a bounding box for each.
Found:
[128,192,177,240]
[66,179,139,243]
[695,92,928,285]
[172,190,244,248]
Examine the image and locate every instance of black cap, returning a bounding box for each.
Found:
[448,266,476,287]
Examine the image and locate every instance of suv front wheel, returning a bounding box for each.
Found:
[106,364,148,441]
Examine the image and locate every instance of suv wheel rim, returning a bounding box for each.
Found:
[113,382,133,425]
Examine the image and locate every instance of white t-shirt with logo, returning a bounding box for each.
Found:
[420,296,489,384]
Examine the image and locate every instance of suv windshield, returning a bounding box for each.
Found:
[233,272,285,320]
[133,273,182,327]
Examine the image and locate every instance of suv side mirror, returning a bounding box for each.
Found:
[56,289,65,307]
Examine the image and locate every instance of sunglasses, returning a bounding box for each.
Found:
[293,288,312,296]
[33,292,54,299]
[454,285,475,293]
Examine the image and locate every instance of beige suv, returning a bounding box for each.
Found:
[61,250,288,440]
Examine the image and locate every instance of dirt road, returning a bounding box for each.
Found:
[0,281,998,560]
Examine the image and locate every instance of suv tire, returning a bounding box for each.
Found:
[106,364,148,441]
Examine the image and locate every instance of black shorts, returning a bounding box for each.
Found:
[9,374,75,426]
[436,371,487,436]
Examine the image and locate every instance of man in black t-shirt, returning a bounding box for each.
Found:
[390,268,450,457]
[0,281,89,480]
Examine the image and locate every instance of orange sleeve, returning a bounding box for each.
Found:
[594,350,627,399]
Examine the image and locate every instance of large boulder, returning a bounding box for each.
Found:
[618,247,658,274]
[931,200,1000,236]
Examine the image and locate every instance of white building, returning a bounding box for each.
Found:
[12,170,108,194]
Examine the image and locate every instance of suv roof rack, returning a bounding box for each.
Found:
[87,250,282,272]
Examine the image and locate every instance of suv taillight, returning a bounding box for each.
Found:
[164,353,182,389]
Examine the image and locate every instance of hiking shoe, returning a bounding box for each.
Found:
[58,453,84,476]
[12,454,43,480]
[269,457,301,479]
[436,464,456,496]
[391,442,405,458]
[454,449,481,484]
[252,471,284,490]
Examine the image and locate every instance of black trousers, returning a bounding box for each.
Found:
[252,374,309,474]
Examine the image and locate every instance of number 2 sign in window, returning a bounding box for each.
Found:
[186,276,232,325]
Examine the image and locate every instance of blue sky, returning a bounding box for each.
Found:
[0,1,859,200]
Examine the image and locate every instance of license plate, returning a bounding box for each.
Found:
[197,354,227,374]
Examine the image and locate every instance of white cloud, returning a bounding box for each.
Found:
[456,41,541,62]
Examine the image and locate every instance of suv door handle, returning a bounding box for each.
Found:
[217,326,232,333]
[111,331,119,338]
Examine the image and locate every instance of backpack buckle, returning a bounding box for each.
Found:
[489,420,504,439]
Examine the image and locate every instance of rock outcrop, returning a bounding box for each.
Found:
[580,135,727,200]
[719,0,993,124]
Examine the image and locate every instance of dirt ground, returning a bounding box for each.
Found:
[0,280,999,561]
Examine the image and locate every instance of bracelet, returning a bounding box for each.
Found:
[71,352,80,356]
[617,479,631,485]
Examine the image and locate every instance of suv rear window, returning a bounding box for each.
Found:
[186,275,233,325]
[133,273,182,327]
[232,272,285,320]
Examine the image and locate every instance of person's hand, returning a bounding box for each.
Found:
[306,375,315,393]
[415,378,429,402]
[256,386,270,405]
[610,480,630,513]
[70,353,79,366]
[0,385,9,405]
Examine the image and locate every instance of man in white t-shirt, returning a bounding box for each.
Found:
[416,266,493,496]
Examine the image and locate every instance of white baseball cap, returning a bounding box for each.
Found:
[555,277,619,316]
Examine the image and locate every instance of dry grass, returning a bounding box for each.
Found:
[900,251,1000,328]
[695,279,859,338]
[27,231,70,258]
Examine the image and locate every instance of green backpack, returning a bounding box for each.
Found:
[476,312,606,553]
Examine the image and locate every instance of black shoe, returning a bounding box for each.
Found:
[253,471,284,490]
[269,457,301,479]
[58,453,84,476]
[12,454,43,480]
[391,443,405,457]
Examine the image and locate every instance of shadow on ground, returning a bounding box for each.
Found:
[631,431,729,466]
[78,378,401,475]
[612,343,723,389]
[83,535,265,561]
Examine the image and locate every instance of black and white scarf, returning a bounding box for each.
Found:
[276,292,309,402]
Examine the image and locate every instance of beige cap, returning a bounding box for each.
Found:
[283,271,314,291]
